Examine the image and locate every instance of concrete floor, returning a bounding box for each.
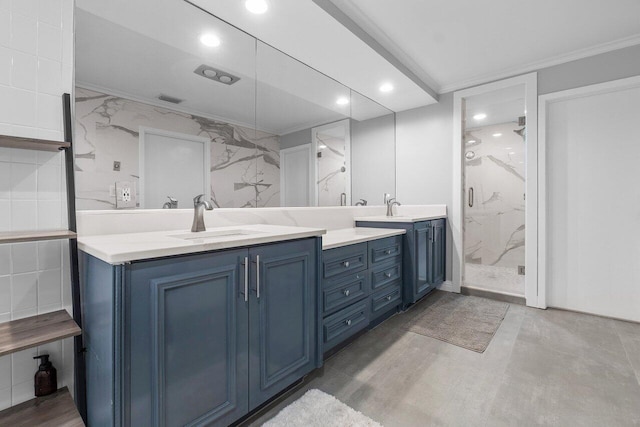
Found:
[247,292,640,427]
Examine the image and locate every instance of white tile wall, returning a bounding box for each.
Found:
[0,0,74,411]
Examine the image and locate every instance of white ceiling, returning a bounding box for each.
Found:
[465,85,526,129]
[326,0,640,93]
[75,0,393,135]
[188,0,438,111]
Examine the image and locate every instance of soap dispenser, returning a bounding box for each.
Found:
[33,354,57,396]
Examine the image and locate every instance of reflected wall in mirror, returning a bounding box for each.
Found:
[312,119,351,206]
[74,0,396,209]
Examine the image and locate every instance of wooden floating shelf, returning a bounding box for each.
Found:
[0,387,84,427]
[0,310,81,357]
[0,230,77,244]
[0,134,70,152]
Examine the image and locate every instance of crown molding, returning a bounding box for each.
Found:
[439,34,640,94]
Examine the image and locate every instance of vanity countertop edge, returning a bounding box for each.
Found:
[353,214,447,223]
[322,227,406,250]
[77,224,326,264]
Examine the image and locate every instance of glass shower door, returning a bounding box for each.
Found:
[463,86,526,296]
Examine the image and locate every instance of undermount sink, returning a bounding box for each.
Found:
[171,229,264,241]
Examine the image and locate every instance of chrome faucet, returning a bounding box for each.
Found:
[386,198,401,217]
[191,194,213,232]
[162,196,178,209]
[355,199,368,206]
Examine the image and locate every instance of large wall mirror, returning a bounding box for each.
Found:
[74,0,396,210]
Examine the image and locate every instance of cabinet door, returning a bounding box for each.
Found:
[126,249,249,427]
[248,239,317,410]
[414,222,431,297]
[430,220,446,285]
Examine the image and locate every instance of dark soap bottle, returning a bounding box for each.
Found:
[33,354,57,396]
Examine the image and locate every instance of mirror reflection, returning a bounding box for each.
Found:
[74,0,395,210]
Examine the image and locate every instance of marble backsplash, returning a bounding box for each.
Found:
[464,121,525,269]
[74,87,280,210]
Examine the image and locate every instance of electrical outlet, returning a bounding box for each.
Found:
[113,161,121,171]
[115,181,136,209]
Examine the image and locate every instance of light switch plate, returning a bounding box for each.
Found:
[115,181,136,209]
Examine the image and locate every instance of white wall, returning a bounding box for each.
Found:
[0,0,75,410]
[545,80,640,322]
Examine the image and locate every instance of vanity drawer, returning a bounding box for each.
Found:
[323,300,369,351]
[323,271,369,315]
[371,281,402,318]
[370,261,402,290]
[323,243,367,279]
[369,236,402,265]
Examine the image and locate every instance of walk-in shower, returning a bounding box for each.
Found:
[463,85,527,297]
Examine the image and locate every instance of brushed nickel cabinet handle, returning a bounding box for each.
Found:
[385,272,392,278]
[345,319,352,326]
[256,255,260,299]
[343,261,350,268]
[343,289,350,296]
[244,256,249,302]
[468,187,474,207]
[386,295,392,301]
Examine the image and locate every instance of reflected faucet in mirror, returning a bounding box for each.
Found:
[355,199,367,206]
[386,198,401,217]
[162,196,178,209]
[192,194,214,232]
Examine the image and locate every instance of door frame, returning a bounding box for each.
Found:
[138,126,211,209]
[279,144,314,207]
[537,75,640,310]
[311,119,351,206]
[452,73,540,307]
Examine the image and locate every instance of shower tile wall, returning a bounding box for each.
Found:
[74,87,280,210]
[464,122,525,291]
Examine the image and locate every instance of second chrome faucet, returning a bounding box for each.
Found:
[192,194,214,232]
[386,198,401,217]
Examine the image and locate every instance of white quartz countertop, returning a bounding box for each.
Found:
[78,224,326,264]
[322,227,406,250]
[354,214,447,223]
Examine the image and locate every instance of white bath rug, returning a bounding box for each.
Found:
[262,389,382,427]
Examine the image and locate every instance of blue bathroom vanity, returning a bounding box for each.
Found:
[78,225,323,427]
[355,216,446,308]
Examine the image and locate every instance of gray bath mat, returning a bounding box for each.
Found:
[404,291,509,353]
[262,389,382,427]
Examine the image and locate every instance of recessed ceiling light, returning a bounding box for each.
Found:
[505,146,512,149]
[467,140,476,144]
[493,133,502,137]
[519,161,524,164]
[379,83,394,93]
[318,144,327,149]
[336,97,349,106]
[473,113,487,120]
[200,33,221,47]
[245,0,268,14]
[509,151,516,155]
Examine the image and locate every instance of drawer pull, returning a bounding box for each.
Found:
[345,319,352,326]
[343,289,350,297]
[385,249,391,255]
[343,261,350,268]
[386,295,392,301]
[385,272,392,278]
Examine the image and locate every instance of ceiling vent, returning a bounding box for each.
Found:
[194,64,240,85]
[158,94,184,104]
